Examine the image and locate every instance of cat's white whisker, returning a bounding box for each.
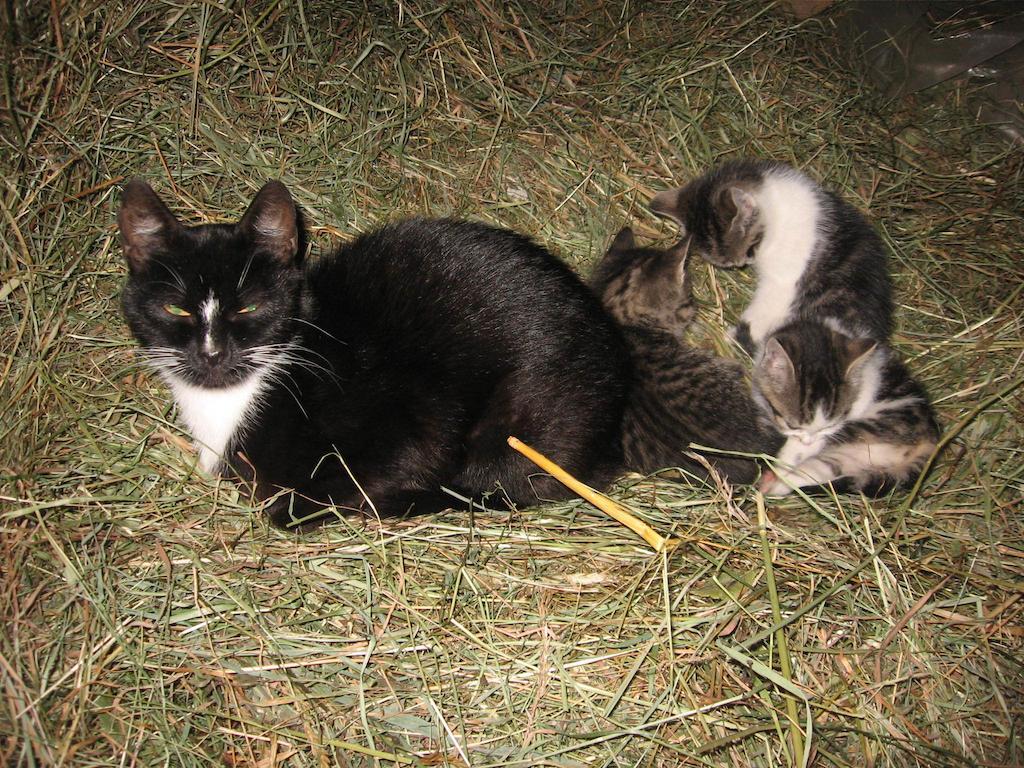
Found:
[288,316,348,345]
[237,252,256,290]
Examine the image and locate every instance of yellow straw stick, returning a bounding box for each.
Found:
[507,436,675,553]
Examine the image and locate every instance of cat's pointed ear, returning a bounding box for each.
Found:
[842,337,879,378]
[118,179,181,271]
[609,227,636,253]
[719,185,758,236]
[665,236,692,287]
[760,336,795,386]
[650,185,692,229]
[239,180,298,264]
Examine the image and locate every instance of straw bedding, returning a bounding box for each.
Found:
[1,2,1021,765]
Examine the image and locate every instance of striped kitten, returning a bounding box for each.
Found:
[650,159,893,354]
[753,320,939,496]
[591,229,782,484]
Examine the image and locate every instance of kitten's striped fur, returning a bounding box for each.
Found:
[652,159,937,496]
[591,229,782,484]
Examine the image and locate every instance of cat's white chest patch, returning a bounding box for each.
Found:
[166,371,268,472]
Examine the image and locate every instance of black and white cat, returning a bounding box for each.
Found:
[590,228,782,483]
[650,160,893,354]
[753,320,939,496]
[119,179,632,528]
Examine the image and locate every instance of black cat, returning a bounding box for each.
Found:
[119,179,631,528]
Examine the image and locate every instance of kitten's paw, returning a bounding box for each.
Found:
[758,470,793,497]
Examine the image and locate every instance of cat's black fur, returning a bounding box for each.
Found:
[590,229,783,484]
[120,179,631,528]
[650,159,894,353]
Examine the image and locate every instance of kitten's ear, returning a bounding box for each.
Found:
[665,237,692,287]
[760,336,795,387]
[239,180,298,264]
[118,179,181,271]
[842,337,879,378]
[609,227,636,253]
[718,185,757,235]
[650,185,691,228]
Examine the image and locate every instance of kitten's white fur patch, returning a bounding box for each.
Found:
[777,432,827,468]
[847,349,923,422]
[847,350,884,419]
[742,168,821,347]
[766,439,931,496]
[778,404,842,464]
[166,370,268,472]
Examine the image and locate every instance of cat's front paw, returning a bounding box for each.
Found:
[264,492,335,531]
[758,470,794,497]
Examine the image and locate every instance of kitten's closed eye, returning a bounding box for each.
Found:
[764,402,792,430]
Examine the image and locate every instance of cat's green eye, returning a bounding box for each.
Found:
[164,304,191,317]
[236,304,259,315]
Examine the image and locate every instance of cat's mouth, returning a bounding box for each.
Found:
[190,365,246,388]
[141,346,252,389]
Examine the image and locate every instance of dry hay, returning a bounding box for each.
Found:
[1,2,1022,766]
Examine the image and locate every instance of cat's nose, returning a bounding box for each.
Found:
[200,347,225,363]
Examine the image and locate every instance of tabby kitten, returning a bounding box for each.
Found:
[590,228,782,484]
[650,159,893,354]
[753,319,939,496]
[120,179,631,528]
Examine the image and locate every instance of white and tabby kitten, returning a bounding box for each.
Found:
[753,320,939,496]
[651,159,893,354]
